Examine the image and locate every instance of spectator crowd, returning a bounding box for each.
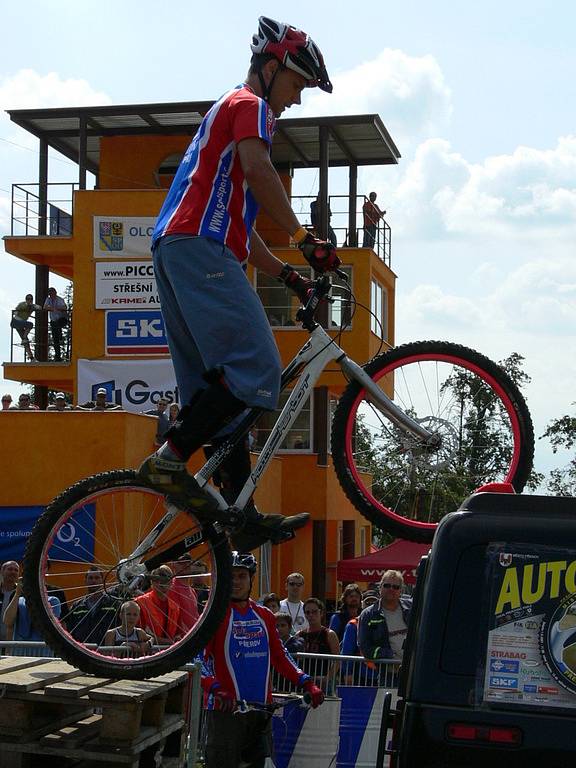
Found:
[0,556,411,681]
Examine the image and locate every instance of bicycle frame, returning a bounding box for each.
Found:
[198,322,435,515]
[126,282,436,568]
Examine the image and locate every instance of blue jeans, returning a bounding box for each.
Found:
[153,235,281,411]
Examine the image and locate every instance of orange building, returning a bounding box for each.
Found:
[2,102,400,601]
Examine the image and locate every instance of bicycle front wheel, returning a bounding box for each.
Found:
[23,470,231,679]
[332,341,534,542]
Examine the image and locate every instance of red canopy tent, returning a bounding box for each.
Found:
[336,540,430,585]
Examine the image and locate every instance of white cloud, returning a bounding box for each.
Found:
[0,69,112,180]
[301,49,452,148]
[0,68,111,112]
[400,255,576,341]
[398,283,484,332]
[391,135,576,239]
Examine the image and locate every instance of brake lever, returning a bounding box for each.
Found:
[334,267,348,282]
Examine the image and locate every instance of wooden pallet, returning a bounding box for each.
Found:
[0,657,189,768]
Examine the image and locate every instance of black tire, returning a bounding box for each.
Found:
[23,470,231,679]
[332,341,534,542]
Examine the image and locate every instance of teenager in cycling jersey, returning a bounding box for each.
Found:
[139,17,340,550]
[201,552,324,768]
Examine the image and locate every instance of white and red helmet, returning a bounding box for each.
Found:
[251,16,332,93]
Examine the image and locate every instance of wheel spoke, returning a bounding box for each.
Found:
[24,471,231,679]
[332,342,534,542]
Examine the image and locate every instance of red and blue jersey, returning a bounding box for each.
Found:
[152,85,276,263]
[201,600,309,705]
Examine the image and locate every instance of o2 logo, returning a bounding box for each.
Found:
[48,506,95,562]
[56,522,81,549]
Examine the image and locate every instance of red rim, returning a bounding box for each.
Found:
[344,353,523,533]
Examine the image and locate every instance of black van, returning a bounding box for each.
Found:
[391,492,576,768]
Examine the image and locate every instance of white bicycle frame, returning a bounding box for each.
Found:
[197,322,434,515]
[122,315,435,568]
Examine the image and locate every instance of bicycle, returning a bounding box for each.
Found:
[201,694,313,768]
[23,271,534,679]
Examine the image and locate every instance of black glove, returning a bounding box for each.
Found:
[278,263,313,305]
[298,233,341,273]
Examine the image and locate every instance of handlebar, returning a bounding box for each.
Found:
[297,272,345,330]
[235,693,312,714]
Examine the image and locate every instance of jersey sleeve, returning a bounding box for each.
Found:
[229,90,275,147]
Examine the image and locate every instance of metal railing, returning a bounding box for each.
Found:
[9,308,72,364]
[290,194,392,267]
[273,652,400,694]
[11,182,76,236]
[0,645,395,766]
[0,640,55,657]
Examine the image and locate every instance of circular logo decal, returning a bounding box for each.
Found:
[540,592,576,695]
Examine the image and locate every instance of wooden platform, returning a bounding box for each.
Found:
[0,657,189,768]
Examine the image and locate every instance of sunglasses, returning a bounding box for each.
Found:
[287,581,303,587]
[381,583,401,590]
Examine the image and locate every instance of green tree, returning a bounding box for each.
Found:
[541,405,576,496]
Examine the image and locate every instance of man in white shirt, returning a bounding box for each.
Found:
[279,572,309,633]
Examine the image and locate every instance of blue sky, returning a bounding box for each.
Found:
[1,1,575,482]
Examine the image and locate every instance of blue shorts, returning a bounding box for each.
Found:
[153,235,281,411]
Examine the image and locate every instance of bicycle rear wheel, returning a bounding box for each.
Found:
[23,470,231,679]
[331,341,534,542]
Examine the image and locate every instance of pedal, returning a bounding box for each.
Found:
[270,529,296,545]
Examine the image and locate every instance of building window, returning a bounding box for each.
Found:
[255,266,353,329]
[370,279,387,338]
[253,388,312,452]
[255,268,311,327]
[329,266,353,329]
[154,152,184,189]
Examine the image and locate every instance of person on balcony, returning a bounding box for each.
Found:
[310,194,337,246]
[10,293,40,362]
[362,192,386,249]
[43,287,68,362]
[47,392,72,411]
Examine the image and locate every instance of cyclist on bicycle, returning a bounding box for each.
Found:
[201,552,324,767]
[139,16,340,550]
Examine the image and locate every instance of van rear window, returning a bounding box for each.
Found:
[440,545,488,676]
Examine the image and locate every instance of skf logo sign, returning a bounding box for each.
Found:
[106,310,169,356]
[99,221,124,251]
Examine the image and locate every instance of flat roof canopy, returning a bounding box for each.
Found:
[7,101,401,175]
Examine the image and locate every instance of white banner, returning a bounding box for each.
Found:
[77,359,179,412]
[93,216,155,259]
[95,261,160,309]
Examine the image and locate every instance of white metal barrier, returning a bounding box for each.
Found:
[273,652,399,693]
[0,644,396,766]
